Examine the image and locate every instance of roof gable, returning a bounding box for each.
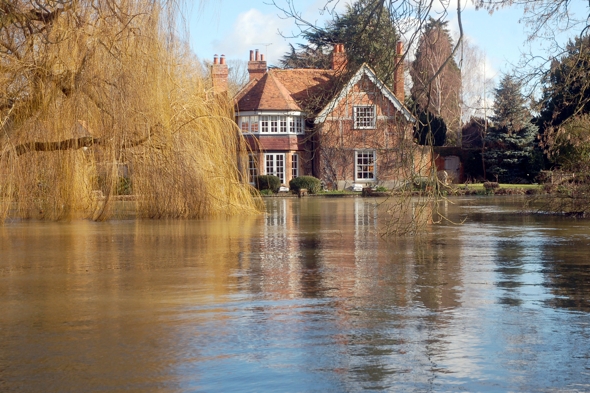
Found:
[314,64,415,123]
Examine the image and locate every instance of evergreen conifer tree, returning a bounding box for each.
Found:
[484,75,539,182]
[537,35,590,170]
[279,1,400,90]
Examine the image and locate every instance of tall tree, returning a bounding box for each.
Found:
[538,35,590,170]
[484,75,539,182]
[410,18,462,146]
[279,0,401,89]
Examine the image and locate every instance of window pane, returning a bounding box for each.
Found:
[250,116,258,132]
[270,116,278,133]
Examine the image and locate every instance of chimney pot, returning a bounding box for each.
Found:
[394,41,405,101]
[211,53,228,95]
[331,43,347,71]
[248,49,267,81]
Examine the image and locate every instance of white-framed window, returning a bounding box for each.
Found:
[240,116,259,133]
[353,105,376,129]
[238,115,304,135]
[270,116,279,132]
[265,153,285,184]
[355,150,376,181]
[291,154,299,178]
[280,117,287,133]
[240,116,250,132]
[248,153,258,184]
[260,116,269,133]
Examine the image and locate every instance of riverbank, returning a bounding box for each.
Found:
[261,183,543,198]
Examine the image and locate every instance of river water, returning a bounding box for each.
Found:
[1,196,590,392]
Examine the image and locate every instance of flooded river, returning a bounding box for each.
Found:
[1,197,590,392]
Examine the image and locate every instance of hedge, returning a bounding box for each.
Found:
[254,175,281,192]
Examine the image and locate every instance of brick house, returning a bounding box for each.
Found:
[211,44,430,190]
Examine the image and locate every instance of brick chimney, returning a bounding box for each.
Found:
[211,54,228,94]
[248,49,267,81]
[394,41,405,102]
[331,44,347,71]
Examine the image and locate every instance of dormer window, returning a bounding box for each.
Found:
[354,105,376,129]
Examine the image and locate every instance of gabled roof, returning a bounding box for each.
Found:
[235,69,337,112]
[235,64,414,123]
[315,64,415,124]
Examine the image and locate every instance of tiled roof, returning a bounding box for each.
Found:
[236,68,339,113]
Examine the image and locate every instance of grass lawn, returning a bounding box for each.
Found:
[460,183,542,190]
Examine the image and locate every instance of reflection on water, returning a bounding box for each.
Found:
[1,197,590,392]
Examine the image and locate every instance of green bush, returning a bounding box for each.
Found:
[413,176,434,191]
[289,176,321,194]
[254,175,281,192]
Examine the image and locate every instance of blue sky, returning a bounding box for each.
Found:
[188,0,586,84]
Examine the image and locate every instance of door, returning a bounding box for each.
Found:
[265,153,285,184]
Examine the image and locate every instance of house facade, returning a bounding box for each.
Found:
[212,44,430,190]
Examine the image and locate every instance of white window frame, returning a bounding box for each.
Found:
[248,153,258,184]
[265,153,286,184]
[353,105,376,129]
[355,150,376,181]
[291,154,299,179]
[260,116,269,133]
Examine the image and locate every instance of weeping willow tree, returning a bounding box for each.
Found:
[0,0,261,221]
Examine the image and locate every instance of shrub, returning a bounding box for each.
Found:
[289,176,321,194]
[413,176,434,191]
[254,175,281,192]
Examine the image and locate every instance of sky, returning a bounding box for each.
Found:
[188,0,586,85]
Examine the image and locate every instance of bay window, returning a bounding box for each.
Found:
[238,114,305,134]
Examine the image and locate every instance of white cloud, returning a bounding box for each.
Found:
[213,9,292,64]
